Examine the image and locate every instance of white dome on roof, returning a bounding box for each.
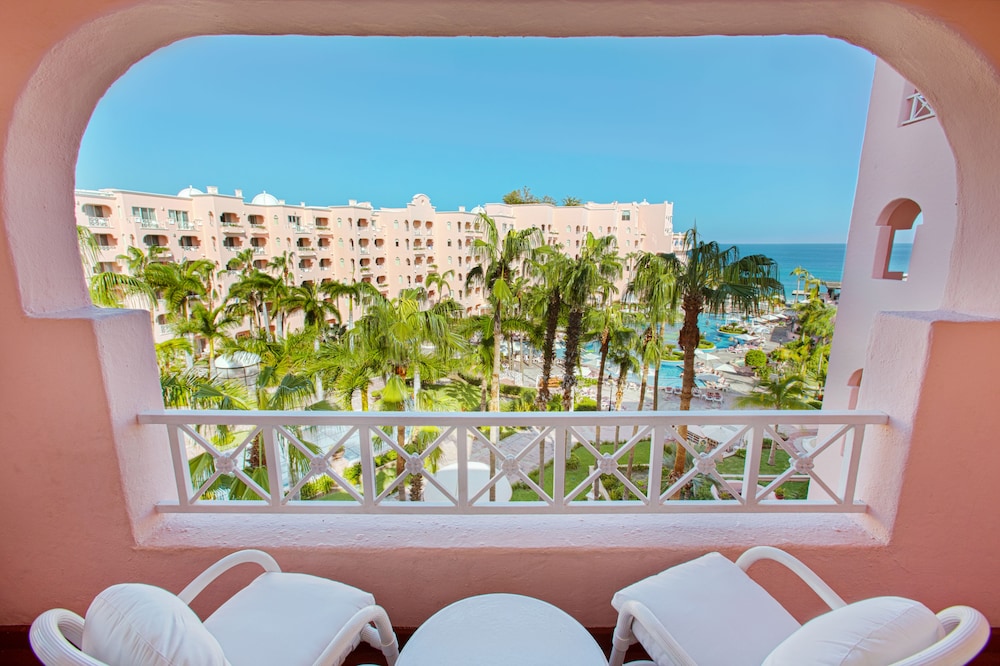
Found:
[177,186,203,197]
[251,191,280,206]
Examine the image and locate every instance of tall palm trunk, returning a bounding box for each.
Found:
[627,328,653,483]
[490,309,502,501]
[595,328,610,446]
[561,308,584,412]
[674,296,703,488]
[613,363,628,446]
[536,292,560,409]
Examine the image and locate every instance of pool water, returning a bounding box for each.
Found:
[576,314,743,389]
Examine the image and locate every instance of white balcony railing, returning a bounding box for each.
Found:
[87,216,111,227]
[137,410,886,515]
[135,218,163,229]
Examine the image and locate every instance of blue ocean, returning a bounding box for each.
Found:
[733,243,913,299]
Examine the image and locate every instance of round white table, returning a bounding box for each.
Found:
[396,593,609,666]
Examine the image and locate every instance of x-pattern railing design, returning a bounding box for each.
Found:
[140,410,888,514]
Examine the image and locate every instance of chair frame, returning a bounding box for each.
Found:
[609,546,989,666]
[30,549,399,666]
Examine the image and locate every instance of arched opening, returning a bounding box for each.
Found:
[5,0,1000,633]
[873,198,922,281]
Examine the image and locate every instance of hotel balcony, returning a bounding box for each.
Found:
[86,215,111,227]
[135,217,164,229]
[4,2,1000,663]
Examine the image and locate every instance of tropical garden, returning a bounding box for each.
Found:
[77,215,837,503]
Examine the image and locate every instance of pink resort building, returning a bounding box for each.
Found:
[2,0,1000,661]
[74,187,678,341]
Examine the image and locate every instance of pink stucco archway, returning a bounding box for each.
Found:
[5,0,1000,628]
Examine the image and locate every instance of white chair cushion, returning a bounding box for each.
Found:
[612,552,801,666]
[82,583,228,666]
[763,596,946,665]
[204,572,376,666]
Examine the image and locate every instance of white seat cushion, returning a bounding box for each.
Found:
[204,572,376,666]
[612,552,801,666]
[82,583,228,666]
[763,596,946,665]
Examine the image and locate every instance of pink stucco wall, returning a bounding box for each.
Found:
[3,0,1000,632]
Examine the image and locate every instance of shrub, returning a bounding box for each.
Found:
[745,349,767,371]
[299,475,336,500]
[574,397,598,411]
[343,462,362,484]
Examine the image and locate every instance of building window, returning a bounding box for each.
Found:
[622,210,631,221]
[395,257,400,266]
[394,220,400,229]
[339,258,345,266]
[448,256,453,265]
[288,215,301,226]
[447,221,452,229]
[82,203,107,218]
[131,207,156,222]
[447,240,452,247]
[873,198,922,281]
[338,238,344,248]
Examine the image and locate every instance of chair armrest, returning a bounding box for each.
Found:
[612,599,698,666]
[178,549,281,604]
[892,606,990,666]
[735,546,846,611]
[30,609,108,666]
[311,605,399,666]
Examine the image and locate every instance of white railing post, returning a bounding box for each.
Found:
[553,427,567,509]
[838,425,865,505]
[359,426,376,510]
[166,423,192,507]
[743,421,765,506]
[262,426,283,507]
[647,425,665,509]
[457,426,469,510]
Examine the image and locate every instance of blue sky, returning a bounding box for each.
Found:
[77,36,875,243]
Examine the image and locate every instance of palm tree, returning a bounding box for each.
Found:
[737,374,816,464]
[322,280,380,339]
[118,244,169,276]
[790,266,811,304]
[424,269,455,304]
[628,251,676,410]
[351,289,465,499]
[226,248,255,273]
[145,258,214,323]
[283,281,341,336]
[173,303,239,373]
[466,212,542,416]
[88,270,156,309]
[524,246,566,409]
[606,325,640,445]
[560,233,622,412]
[659,229,783,483]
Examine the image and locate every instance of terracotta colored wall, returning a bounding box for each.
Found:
[3,0,1000,630]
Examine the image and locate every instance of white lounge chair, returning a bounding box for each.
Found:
[30,549,399,666]
[610,546,989,666]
